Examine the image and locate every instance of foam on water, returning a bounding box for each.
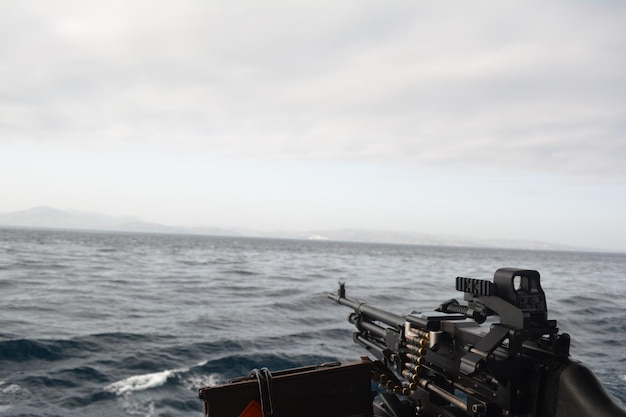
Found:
[105,360,211,396]
[0,381,20,395]
[105,367,188,395]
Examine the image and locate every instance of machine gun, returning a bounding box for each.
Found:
[328,268,626,417]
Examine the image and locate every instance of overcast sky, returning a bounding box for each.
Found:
[1,1,625,251]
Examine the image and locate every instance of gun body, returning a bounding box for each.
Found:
[329,268,625,417]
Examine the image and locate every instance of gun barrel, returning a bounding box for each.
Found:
[328,289,404,329]
[358,319,390,339]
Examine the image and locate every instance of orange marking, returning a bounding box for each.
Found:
[238,400,263,417]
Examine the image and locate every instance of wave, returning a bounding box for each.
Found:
[105,367,186,395]
[0,381,21,395]
[104,360,211,395]
[89,351,343,400]
[0,333,171,363]
[0,338,86,362]
[223,269,258,276]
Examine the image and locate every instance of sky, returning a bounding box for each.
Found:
[1,1,625,252]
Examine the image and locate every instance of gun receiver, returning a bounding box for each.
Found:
[328,268,626,417]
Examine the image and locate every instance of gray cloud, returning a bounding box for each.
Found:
[1,0,625,181]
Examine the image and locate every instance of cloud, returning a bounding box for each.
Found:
[1,0,625,182]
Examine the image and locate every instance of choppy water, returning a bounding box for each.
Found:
[0,227,624,416]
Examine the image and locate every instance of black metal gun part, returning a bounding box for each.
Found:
[328,268,626,417]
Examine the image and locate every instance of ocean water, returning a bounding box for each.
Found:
[0,227,624,416]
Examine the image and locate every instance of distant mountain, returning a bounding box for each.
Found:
[0,207,592,251]
[2,206,137,231]
[0,206,239,236]
[0,206,143,229]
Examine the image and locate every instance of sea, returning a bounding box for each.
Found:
[0,227,624,416]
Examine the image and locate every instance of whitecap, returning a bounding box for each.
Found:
[105,367,187,395]
[183,373,222,391]
[0,381,22,394]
